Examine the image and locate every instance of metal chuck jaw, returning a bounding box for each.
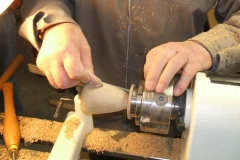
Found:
[127,80,187,135]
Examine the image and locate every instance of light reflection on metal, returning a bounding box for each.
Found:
[127,79,186,134]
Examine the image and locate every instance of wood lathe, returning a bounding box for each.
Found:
[48,72,240,160]
[3,63,240,159]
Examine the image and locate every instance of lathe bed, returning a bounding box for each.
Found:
[0,113,181,160]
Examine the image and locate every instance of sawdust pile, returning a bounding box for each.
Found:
[64,117,81,139]
[0,113,62,144]
[1,113,181,159]
[18,116,62,144]
[83,129,119,153]
[0,147,49,160]
[83,129,181,160]
[119,132,180,160]
[105,130,119,137]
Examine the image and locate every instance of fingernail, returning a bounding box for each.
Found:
[145,81,154,90]
[174,88,181,96]
[156,83,164,93]
[89,81,103,88]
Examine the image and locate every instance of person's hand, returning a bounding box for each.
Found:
[144,41,212,96]
[36,23,102,89]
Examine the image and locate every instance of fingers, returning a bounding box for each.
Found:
[144,47,159,78]
[45,71,58,89]
[79,43,103,87]
[89,73,103,87]
[43,57,101,89]
[64,54,90,83]
[39,52,101,89]
[36,23,102,89]
[144,45,175,91]
[49,64,80,89]
[144,41,211,96]
[173,70,194,96]
[155,51,188,94]
[173,63,200,96]
[144,44,178,92]
[63,55,103,88]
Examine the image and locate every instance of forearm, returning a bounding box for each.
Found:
[190,12,240,73]
[19,0,76,50]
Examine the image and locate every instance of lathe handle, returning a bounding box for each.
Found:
[0,54,24,91]
[81,82,128,114]
[3,82,21,157]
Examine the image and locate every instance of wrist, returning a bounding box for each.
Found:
[187,40,213,71]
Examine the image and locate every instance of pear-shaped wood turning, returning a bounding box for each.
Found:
[81,82,128,114]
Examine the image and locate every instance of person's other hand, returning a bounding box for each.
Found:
[36,23,102,89]
[144,41,212,96]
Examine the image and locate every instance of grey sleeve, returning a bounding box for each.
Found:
[190,1,240,73]
[19,0,77,51]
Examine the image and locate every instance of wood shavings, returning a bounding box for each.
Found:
[0,113,62,144]
[105,130,119,137]
[0,113,181,159]
[0,114,3,135]
[83,129,181,160]
[0,146,49,160]
[19,116,62,144]
[119,132,180,160]
[0,147,8,160]
[83,129,118,153]
[64,117,81,139]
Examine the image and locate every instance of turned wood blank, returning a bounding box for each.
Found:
[80,83,128,114]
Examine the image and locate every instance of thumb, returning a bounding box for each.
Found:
[88,71,103,87]
[79,46,102,87]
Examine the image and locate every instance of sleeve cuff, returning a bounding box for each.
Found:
[190,24,240,72]
[19,3,78,51]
